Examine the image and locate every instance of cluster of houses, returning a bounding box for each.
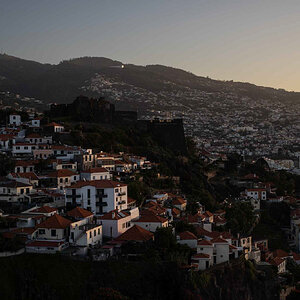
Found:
[0,113,299,275]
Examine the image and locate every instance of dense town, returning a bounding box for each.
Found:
[0,104,299,299]
[80,73,300,162]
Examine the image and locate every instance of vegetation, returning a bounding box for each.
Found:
[225,202,256,235]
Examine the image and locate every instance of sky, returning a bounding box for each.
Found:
[0,0,300,91]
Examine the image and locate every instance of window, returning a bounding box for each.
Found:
[122,223,125,229]
[26,188,29,193]
[51,229,56,237]
[24,146,28,150]
[93,176,95,180]
[60,178,63,183]
[87,189,91,198]
[20,188,24,194]
[89,232,92,238]
[16,146,20,150]
[94,230,96,236]
[39,229,45,234]
[98,228,100,235]
[88,199,91,205]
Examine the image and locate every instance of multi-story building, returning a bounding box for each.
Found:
[65,180,128,215]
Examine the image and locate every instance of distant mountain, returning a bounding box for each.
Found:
[0,53,299,106]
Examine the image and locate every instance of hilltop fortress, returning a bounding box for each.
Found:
[46,96,186,154]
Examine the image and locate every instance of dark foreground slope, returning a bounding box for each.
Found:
[0,254,279,300]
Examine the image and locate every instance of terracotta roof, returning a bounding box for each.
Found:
[273,249,289,258]
[0,134,14,141]
[15,160,39,167]
[67,207,93,219]
[246,188,266,192]
[192,253,210,259]
[47,169,76,178]
[99,209,130,220]
[211,237,228,244]
[197,240,213,246]
[178,231,197,240]
[31,206,57,213]
[70,180,127,189]
[11,227,37,234]
[213,215,227,224]
[45,122,63,127]
[0,180,32,188]
[171,207,181,216]
[36,214,72,229]
[172,197,186,205]
[127,197,136,204]
[270,257,285,266]
[292,252,300,261]
[114,225,154,242]
[10,172,39,180]
[26,240,64,247]
[26,133,42,138]
[135,212,168,224]
[82,167,109,173]
[204,211,213,217]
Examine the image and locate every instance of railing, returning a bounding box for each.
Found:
[96,202,107,207]
[118,192,126,196]
[96,194,107,199]
[66,194,81,198]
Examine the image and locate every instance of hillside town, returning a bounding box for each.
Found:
[0,108,299,300]
[81,73,300,163]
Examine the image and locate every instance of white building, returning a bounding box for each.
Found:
[81,167,111,181]
[245,188,267,200]
[177,231,198,249]
[98,209,132,238]
[9,114,21,126]
[65,180,128,215]
[133,212,168,232]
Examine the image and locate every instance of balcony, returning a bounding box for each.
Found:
[66,194,81,199]
[118,200,126,205]
[96,194,107,199]
[118,192,126,196]
[96,202,108,207]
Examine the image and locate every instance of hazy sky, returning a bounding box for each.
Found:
[1,0,300,91]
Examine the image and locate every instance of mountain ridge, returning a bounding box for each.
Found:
[0,53,299,105]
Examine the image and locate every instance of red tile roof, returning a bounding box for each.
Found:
[82,167,109,173]
[45,122,63,127]
[127,197,136,204]
[270,257,285,266]
[211,237,228,244]
[99,210,130,220]
[197,240,213,246]
[26,240,64,247]
[70,180,127,189]
[178,231,197,240]
[114,225,154,242]
[135,212,168,224]
[10,172,39,180]
[273,249,289,258]
[192,253,210,259]
[31,206,57,213]
[47,169,76,178]
[36,214,72,229]
[67,207,93,219]
[172,197,186,206]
